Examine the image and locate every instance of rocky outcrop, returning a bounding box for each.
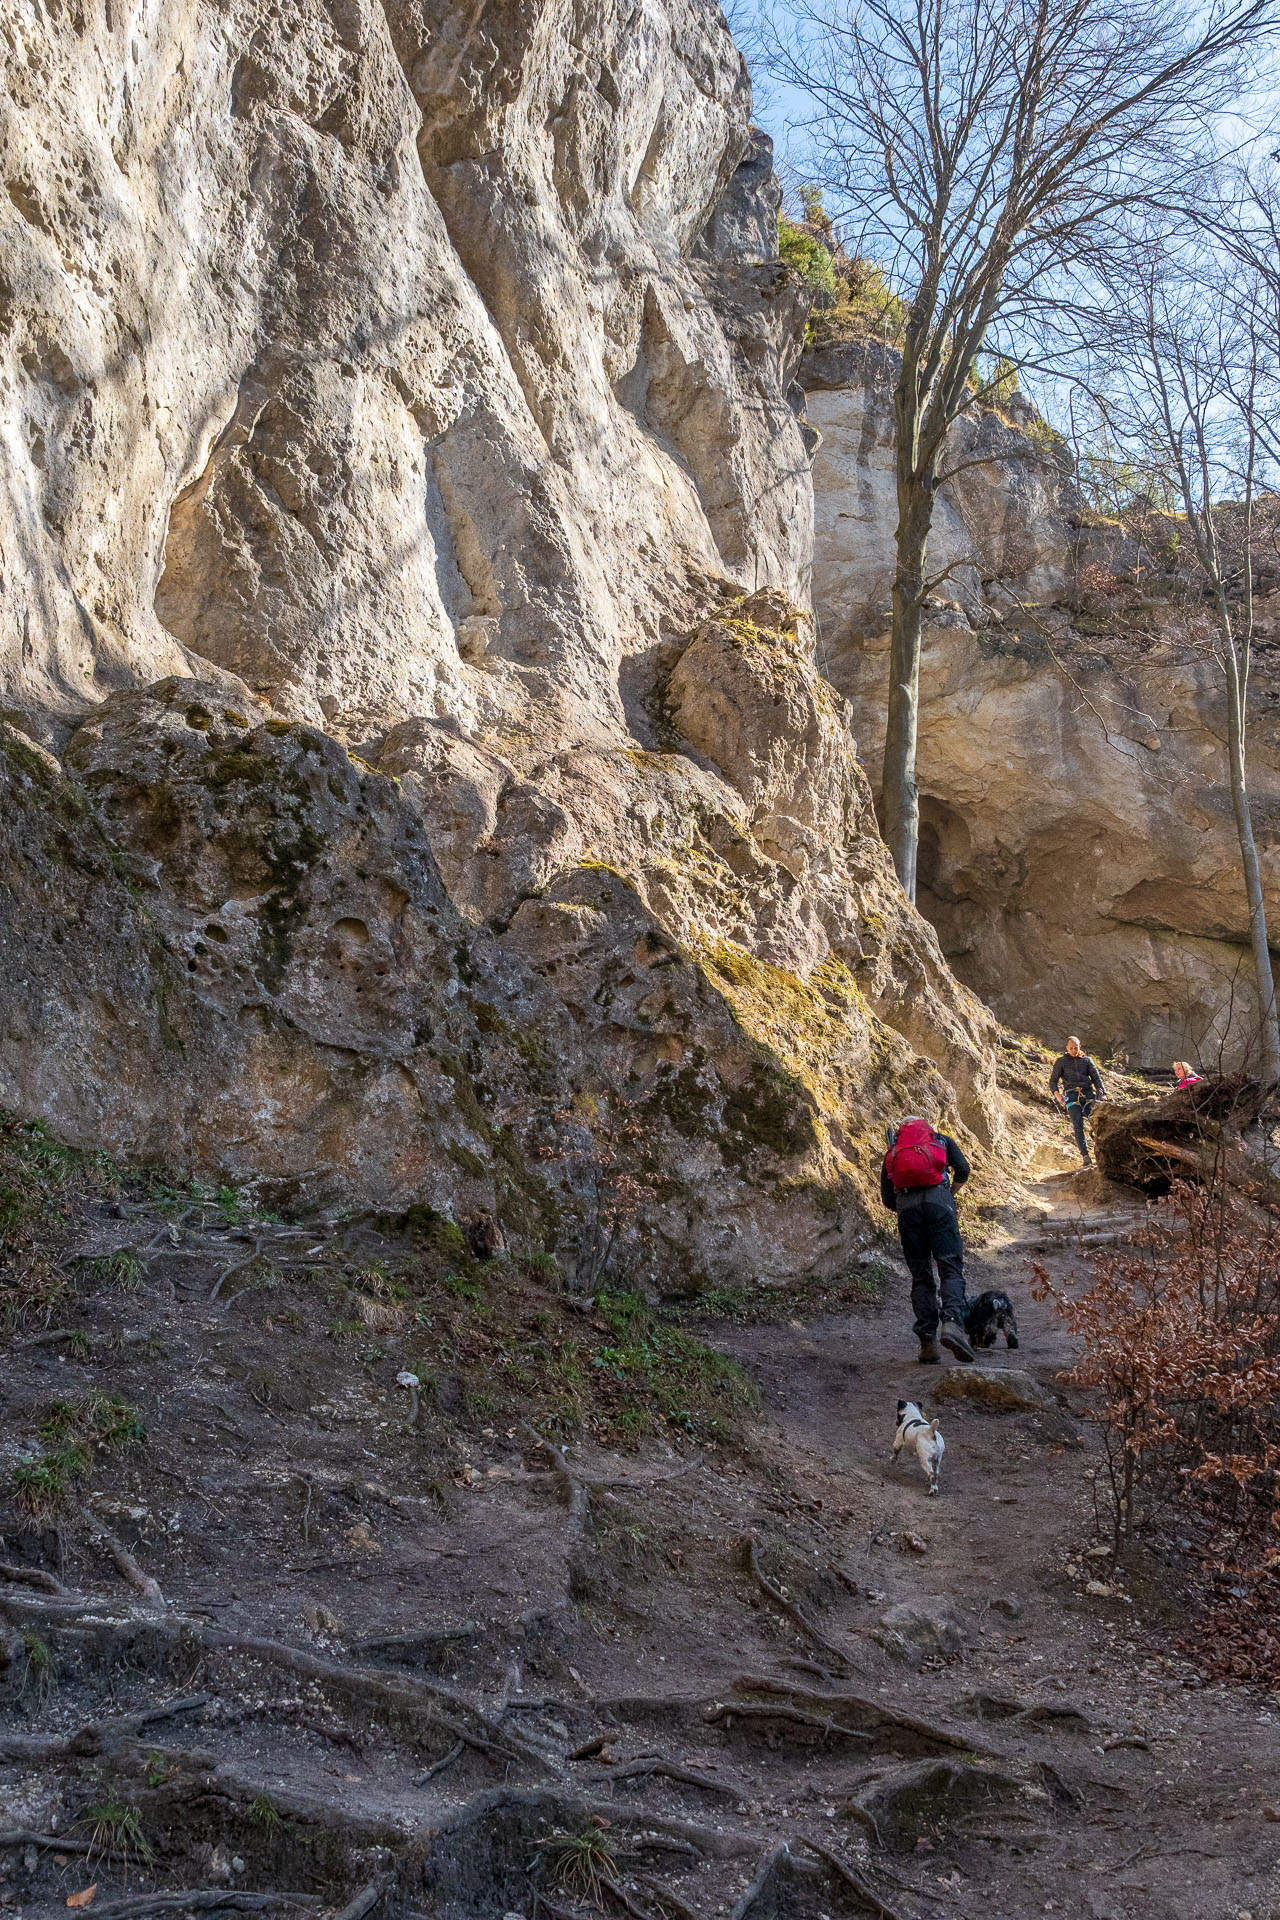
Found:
[1,0,810,745]
[804,339,1280,1068]
[0,640,998,1288]
[0,3,1018,1284]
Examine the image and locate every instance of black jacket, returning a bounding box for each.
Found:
[1049,1052,1105,1098]
[880,1132,970,1212]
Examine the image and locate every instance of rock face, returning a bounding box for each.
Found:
[0,4,1015,1283]
[804,340,1280,1067]
[1,0,810,742]
[803,339,1076,652]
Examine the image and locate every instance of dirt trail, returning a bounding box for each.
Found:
[718,1171,1280,1918]
[1,1164,1278,1920]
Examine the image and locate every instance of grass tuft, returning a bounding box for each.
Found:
[21,1630,56,1695]
[12,1392,145,1515]
[539,1824,618,1903]
[77,1795,153,1867]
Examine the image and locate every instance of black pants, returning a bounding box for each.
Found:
[896,1190,966,1339]
[1064,1090,1096,1157]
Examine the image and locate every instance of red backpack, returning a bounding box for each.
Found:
[886,1119,948,1191]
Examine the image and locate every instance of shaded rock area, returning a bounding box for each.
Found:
[0,673,979,1289]
[850,1758,1038,1853]
[932,1368,1060,1416]
[932,1366,1081,1446]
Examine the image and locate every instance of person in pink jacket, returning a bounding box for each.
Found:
[1173,1060,1204,1089]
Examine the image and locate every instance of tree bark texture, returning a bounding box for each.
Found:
[1218,600,1280,1085]
[883,386,936,901]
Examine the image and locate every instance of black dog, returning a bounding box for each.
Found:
[964,1289,1019,1350]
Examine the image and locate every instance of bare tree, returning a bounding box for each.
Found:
[1094,239,1280,1084]
[763,0,1277,897]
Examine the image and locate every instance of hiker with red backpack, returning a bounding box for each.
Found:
[880,1117,975,1365]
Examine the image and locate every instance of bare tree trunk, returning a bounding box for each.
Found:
[1219,602,1280,1085]
[884,558,925,900]
[883,395,935,900]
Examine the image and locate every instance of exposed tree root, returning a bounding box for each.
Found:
[76,1506,165,1607]
[0,1830,93,1853]
[351,1625,481,1666]
[628,1874,701,1920]
[0,1563,69,1594]
[210,1235,265,1303]
[731,1842,789,1920]
[13,1328,89,1352]
[119,1696,212,1735]
[0,1728,94,1762]
[0,1706,214,1768]
[595,1454,705,1492]
[730,1674,993,1756]
[522,1427,592,1541]
[0,1594,544,1772]
[90,1893,321,1919]
[328,1883,384,1920]
[742,1538,853,1674]
[598,1870,666,1920]
[960,1825,1054,1846]
[803,1837,907,1920]
[204,1629,535,1765]
[703,1701,870,1746]
[599,1756,742,1800]
[414,1739,466,1785]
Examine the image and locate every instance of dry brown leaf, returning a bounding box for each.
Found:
[67,1886,98,1908]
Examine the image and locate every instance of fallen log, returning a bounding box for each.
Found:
[1093,1078,1278,1199]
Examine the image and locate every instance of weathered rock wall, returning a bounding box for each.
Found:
[0,3,1012,1284]
[803,339,1077,654]
[1,0,811,746]
[803,339,1280,1069]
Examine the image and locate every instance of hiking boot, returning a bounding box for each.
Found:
[918,1336,942,1364]
[939,1320,975,1363]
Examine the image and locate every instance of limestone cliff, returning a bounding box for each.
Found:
[804,338,1280,1069]
[0,2,1011,1287]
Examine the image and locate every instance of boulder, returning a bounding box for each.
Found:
[932,1367,1060,1415]
[875,1597,969,1664]
[848,1758,1042,1851]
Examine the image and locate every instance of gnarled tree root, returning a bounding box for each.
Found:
[742,1538,854,1674]
[731,1674,994,1756]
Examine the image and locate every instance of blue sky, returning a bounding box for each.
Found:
[722,0,817,199]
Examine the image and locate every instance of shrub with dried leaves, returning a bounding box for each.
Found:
[1034,1181,1280,1683]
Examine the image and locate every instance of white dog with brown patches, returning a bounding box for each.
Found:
[892,1399,945,1496]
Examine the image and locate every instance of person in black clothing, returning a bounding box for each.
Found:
[1049,1036,1105,1166]
[880,1117,975,1365]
